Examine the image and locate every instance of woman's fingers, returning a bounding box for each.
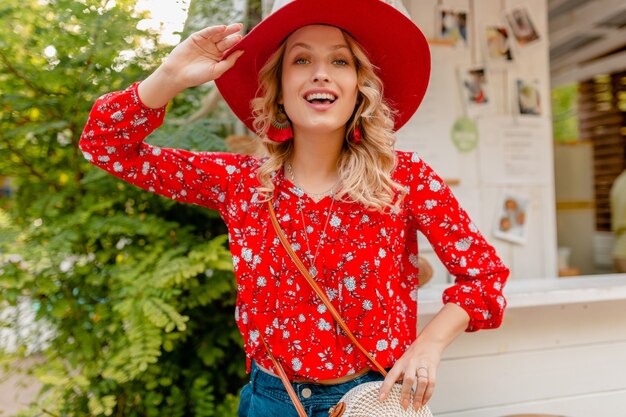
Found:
[378,366,402,401]
[412,367,431,409]
[192,24,243,56]
[196,23,243,42]
[399,371,416,410]
[211,50,245,79]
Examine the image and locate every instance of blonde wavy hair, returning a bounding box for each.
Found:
[251,27,407,212]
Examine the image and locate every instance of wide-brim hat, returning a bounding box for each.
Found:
[215,0,431,133]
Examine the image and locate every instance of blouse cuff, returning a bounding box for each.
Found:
[129,80,169,114]
[442,280,507,332]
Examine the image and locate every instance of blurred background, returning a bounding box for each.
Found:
[1,0,625,416]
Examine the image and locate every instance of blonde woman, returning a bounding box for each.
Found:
[79,0,509,415]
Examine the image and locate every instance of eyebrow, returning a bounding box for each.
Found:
[287,43,350,53]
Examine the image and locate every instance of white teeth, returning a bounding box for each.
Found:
[305,92,337,102]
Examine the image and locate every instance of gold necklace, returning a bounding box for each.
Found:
[285,161,336,278]
[285,161,340,202]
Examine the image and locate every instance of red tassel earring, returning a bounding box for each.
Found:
[350,124,362,144]
[267,106,293,143]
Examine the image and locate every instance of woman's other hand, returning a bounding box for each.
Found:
[138,24,244,108]
[378,340,441,410]
[378,302,470,410]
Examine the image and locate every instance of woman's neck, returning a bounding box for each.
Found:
[288,129,344,195]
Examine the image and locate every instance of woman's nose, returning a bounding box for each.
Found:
[311,63,330,82]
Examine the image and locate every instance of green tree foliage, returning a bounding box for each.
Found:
[0,0,246,415]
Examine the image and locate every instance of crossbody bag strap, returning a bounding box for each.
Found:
[267,200,388,377]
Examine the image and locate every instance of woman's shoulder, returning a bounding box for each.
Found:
[392,149,425,177]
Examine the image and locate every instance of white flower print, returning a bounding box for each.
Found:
[241,248,252,262]
[142,161,150,175]
[460,256,467,267]
[82,151,93,161]
[362,300,373,310]
[425,199,437,210]
[113,162,123,172]
[343,277,356,292]
[376,340,388,351]
[151,147,161,156]
[378,248,387,258]
[97,155,110,162]
[468,268,480,277]
[111,110,124,122]
[317,318,332,331]
[257,276,267,287]
[411,152,420,162]
[455,238,473,251]
[317,304,327,314]
[391,338,399,349]
[226,165,236,175]
[298,314,306,322]
[429,179,442,192]
[330,214,341,228]
[175,171,183,179]
[292,358,303,372]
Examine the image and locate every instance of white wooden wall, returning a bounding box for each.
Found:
[419,276,626,416]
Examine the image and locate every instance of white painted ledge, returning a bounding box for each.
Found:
[418,274,626,315]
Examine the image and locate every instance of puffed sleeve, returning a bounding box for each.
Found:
[78,81,250,222]
[401,151,509,331]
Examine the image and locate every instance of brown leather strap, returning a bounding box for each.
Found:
[259,330,308,417]
[267,200,388,377]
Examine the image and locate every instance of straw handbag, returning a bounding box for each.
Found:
[264,202,434,417]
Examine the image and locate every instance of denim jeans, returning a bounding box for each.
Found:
[238,361,385,417]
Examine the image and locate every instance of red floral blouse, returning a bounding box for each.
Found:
[79,82,509,380]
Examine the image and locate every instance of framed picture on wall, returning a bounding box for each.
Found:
[505,7,540,47]
[483,25,514,65]
[437,6,469,47]
[493,192,530,244]
[514,78,542,116]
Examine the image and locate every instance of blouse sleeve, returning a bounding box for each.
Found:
[402,152,509,331]
[78,82,249,220]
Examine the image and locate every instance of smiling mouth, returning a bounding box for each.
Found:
[304,93,337,104]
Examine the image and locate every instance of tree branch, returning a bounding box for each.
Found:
[0,50,49,95]
[1,138,52,184]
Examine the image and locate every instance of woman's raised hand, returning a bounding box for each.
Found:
[160,23,244,88]
[138,23,244,108]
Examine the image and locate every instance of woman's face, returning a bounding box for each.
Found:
[280,25,359,138]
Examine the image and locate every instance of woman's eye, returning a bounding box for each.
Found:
[334,59,350,66]
[295,58,309,64]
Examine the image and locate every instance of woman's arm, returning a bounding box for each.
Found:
[379,151,510,409]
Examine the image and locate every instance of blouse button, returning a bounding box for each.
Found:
[301,387,312,398]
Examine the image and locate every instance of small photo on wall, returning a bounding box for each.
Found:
[437,7,469,47]
[493,193,529,244]
[505,8,540,46]
[515,79,542,116]
[484,26,514,64]
[458,66,493,116]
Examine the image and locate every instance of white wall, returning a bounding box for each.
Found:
[419,290,626,416]
[400,0,557,282]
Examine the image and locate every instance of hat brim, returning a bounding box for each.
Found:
[215,0,430,133]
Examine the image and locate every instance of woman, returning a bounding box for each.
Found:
[79,0,509,415]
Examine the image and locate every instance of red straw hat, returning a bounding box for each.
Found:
[215,0,431,133]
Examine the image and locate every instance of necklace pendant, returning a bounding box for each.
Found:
[309,266,318,278]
